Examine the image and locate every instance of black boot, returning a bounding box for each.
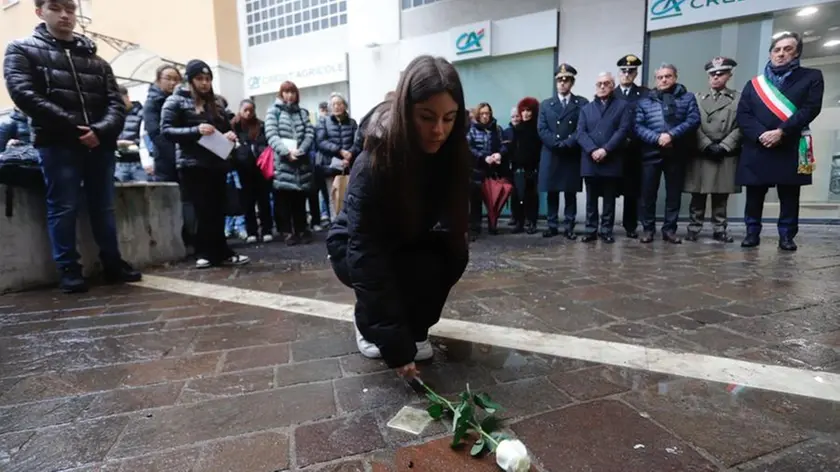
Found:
[779,237,798,251]
[741,234,760,248]
[59,266,88,294]
[103,260,142,284]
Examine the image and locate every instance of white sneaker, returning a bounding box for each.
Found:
[195,258,211,269]
[245,235,258,244]
[262,234,274,243]
[415,339,434,361]
[355,327,382,359]
[312,224,324,232]
[224,255,250,266]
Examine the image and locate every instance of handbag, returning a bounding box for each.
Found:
[257,147,274,180]
[332,171,350,214]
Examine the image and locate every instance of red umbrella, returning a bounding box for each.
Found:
[481,177,514,229]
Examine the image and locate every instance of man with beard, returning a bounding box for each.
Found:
[634,64,700,244]
[613,54,649,238]
[3,0,141,293]
[736,32,824,251]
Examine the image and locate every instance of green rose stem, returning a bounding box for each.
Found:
[422,382,500,450]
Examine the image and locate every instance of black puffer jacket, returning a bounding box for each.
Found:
[511,119,541,173]
[119,101,143,144]
[0,109,31,152]
[160,85,231,170]
[232,119,268,163]
[316,113,360,176]
[3,23,125,148]
[143,84,177,180]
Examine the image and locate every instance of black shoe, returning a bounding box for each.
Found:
[526,223,538,235]
[662,232,682,244]
[285,234,300,246]
[300,231,314,244]
[685,231,699,242]
[779,238,798,251]
[600,233,616,244]
[640,232,654,244]
[59,266,88,294]
[625,230,639,239]
[512,225,525,234]
[103,260,142,284]
[488,227,499,236]
[543,228,559,238]
[713,232,734,243]
[741,234,760,248]
[563,230,577,241]
[581,233,597,243]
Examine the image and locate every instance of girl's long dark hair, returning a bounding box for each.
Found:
[365,55,471,246]
[231,99,261,140]
[189,83,221,122]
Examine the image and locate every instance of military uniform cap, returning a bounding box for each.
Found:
[705,56,737,73]
[555,63,577,79]
[617,54,643,69]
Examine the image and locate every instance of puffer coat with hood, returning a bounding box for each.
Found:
[0,109,31,152]
[3,23,125,148]
[265,99,315,192]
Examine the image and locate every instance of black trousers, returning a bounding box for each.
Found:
[330,232,468,366]
[744,185,801,239]
[640,158,685,234]
[623,196,639,233]
[308,171,327,226]
[470,183,485,231]
[585,177,618,235]
[511,173,539,227]
[235,161,273,237]
[546,191,577,231]
[179,167,235,263]
[274,189,309,235]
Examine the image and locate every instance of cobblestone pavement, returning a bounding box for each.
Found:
[1,224,839,471]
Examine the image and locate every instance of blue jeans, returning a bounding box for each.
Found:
[38,146,122,270]
[114,161,147,182]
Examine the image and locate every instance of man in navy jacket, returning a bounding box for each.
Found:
[577,72,634,243]
[736,32,824,251]
[634,64,700,244]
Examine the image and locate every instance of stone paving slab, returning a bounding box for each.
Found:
[2,226,840,470]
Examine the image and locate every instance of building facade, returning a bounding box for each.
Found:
[0,0,244,115]
[647,0,840,219]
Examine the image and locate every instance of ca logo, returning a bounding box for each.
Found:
[455,28,485,55]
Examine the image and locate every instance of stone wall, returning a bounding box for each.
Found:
[0,182,186,293]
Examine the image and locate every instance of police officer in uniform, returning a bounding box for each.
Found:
[684,57,742,243]
[613,54,649,238]
[538,63,588,239]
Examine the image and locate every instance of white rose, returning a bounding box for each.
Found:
[128,144,139,152]
[495,439,530,472]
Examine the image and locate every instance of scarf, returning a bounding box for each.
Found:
[764,58,800,88]
[659,84,679,127]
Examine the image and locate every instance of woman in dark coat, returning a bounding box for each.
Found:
[576,73,634,242]
[144,65,182,182]
[232,99,273,243]
[736,32,824,251]
[160,59,250,269]
[509,97,541,234]
[467,102,507,236]
[326,55,471,379]
[316,92,360,219]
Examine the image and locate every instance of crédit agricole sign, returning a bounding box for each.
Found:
[647,0,837,31]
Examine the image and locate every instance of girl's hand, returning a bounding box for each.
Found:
[198,124,216,136]
[395,362,419,379]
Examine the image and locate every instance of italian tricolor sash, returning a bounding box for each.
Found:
[751,75,815,175]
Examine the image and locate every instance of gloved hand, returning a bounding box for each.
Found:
[705,143,726,159]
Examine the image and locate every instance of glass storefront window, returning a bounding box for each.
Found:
[646,2,840,219]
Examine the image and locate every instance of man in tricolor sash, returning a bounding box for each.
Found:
[735,32,824,251]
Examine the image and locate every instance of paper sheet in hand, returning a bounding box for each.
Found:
[198,130,235,159]
[281,138,298,154]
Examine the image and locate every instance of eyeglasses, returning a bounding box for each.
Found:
[595,81,613,88]
[708,71,729,78]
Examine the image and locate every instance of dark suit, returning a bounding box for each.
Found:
[577,97,633,235]
[614,84,648,233]
[538,94,588,231]
[736,67,824,240]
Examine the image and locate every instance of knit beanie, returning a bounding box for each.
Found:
[185,60,213,82]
